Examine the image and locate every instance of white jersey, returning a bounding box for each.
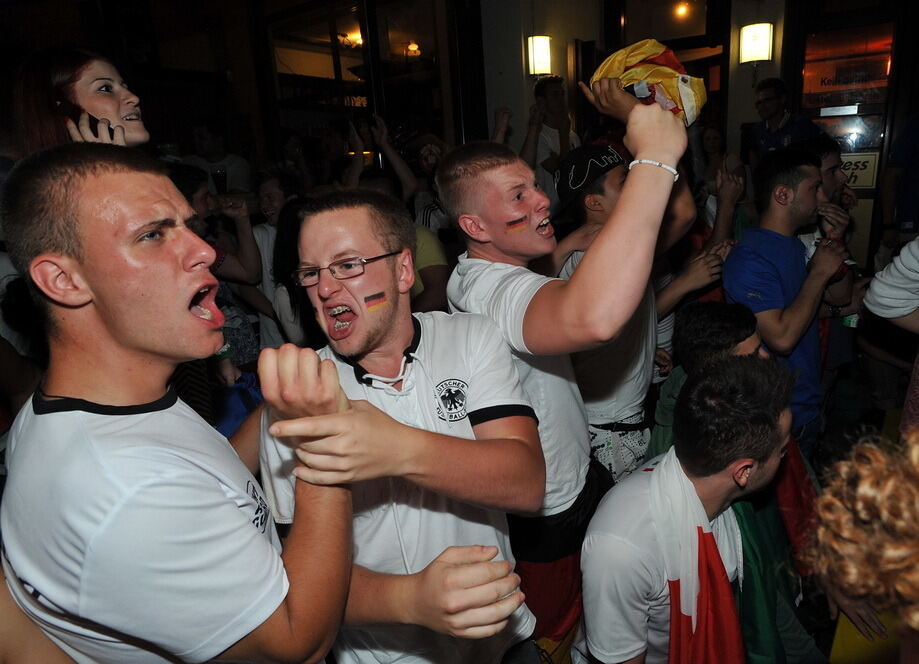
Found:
[1,391,286,664]
[560,251,657,425]
[260,312,537,664]
[447,254,590,516]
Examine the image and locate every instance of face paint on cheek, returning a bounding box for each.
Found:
[504,216,528,233]
[364,292,389,311]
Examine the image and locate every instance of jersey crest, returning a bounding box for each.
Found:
[247,480,269,533]
[435,379,468,422]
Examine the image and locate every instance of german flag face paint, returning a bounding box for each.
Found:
[504,216,528,233]
[364,292,389,311]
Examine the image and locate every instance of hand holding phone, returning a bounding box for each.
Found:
[57,98,126,146]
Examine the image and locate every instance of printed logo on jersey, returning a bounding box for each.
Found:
[435,379,468,422]
[248,481,269,533]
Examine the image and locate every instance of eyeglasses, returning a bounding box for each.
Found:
[754,97,779,107]
[292,250,401,287]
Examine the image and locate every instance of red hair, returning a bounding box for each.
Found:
[13,48,109,157]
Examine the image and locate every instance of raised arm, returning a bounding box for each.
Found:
[756,239,846,354]
[218,346,352,664]
[217,194,262,283]
[372,115,421,202]
[519,101,546,167]
[521,79,687,355]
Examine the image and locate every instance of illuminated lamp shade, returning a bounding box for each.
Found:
[527,35,552,76]
[739,23,774,63]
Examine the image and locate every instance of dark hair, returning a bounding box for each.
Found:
[755,77,787,97]
[2,143,168,318]
[674,302,758,376]
[167,162,209,203]
[272,197,317,341]
[791,134,841,162]
[296,188,416,257]
[435,141,519,223]
[674,355,794,477]
[534,75,564,99]
[753,148,821,214]
[259,166,305,199]
[13,48,110,156]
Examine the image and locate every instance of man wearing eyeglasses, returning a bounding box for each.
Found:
[748,78,822,171]
[250,188,546,663]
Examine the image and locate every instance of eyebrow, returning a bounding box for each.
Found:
[131,218,176,235]
[91,77,116,83]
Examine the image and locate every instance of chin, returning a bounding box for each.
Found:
[126,127,151,147]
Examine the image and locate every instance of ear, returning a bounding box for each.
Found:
[29,254,93,308]
[395,247,415,295]
[583,194,606,214]
[772,184,792,208]
[457,213,491,243]
[729,458,756,489]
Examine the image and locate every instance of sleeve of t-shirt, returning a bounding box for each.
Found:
[865,235,919,318]
[581,531,659,662]
[460,314,536,426]
[448,262,554,354]
[723,247,786,313]
[259,407,296,524]
[79,465,288,662]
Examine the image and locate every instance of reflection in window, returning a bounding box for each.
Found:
[802,24,893,109]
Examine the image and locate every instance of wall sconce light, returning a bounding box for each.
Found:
[406,41,421,57]
[739,23,773,64]
[527,35,552,76]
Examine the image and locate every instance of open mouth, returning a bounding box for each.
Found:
[536,217,554,237]
[121,110,143,122]
[327,304,355,332]
[189,284,223,326]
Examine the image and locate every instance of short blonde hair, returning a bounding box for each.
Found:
[811,430,919,631]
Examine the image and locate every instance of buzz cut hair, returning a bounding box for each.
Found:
[296,188,417,257]
[434,141,520,225]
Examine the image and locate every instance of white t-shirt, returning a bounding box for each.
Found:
[579,463,740,664]
[447,254,590,516]
[260,312,537,664]
[865,234,919,317]
[536,124,581,214]
[253,223,285,348]
[560,251,657,425]
[1,390,286,664]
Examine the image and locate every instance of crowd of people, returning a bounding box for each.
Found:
[0,45,917,664]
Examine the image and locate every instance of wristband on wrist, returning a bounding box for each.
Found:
[628,159,679,181]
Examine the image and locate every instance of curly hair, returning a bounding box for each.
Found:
[811,431,919,631]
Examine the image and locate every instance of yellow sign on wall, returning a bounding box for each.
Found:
[840,152,879,189]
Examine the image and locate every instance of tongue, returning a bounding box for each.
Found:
[191,304,214,321]
[331,310,357,323]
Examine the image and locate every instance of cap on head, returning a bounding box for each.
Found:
[553,144,625,216]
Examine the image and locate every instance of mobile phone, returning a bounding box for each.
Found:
[56,98,115,140]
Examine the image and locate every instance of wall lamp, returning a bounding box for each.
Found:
[527,35,552,76]
[739,23,773,64]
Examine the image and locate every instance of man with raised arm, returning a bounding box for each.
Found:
[254,189,545,663]
[0,142,351,664]
[439,78,689,655]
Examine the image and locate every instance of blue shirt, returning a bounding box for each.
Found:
[751,113,822,157]
[723,228,821,428]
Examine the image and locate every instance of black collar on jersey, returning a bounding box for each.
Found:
[340,315,422,386]
[33,386,178,416]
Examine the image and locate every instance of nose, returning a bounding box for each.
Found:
[122,87,140,107]
[315,265,341,299]
[183,226,216,271]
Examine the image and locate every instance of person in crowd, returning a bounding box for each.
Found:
[552,142,697,481]
[271,197,322,348]
[521,76,581,214]
[12,47,150,156]
[747,77,822,170]
[0,142,351,663]
[865,234,919,436]
[246,188,544,663]
[441,77,688,658]
[235,168,303,349]
[697,124,745,201]
[723,148,848,458]
[579,355,794,664]
[184,119,252,193]
[811,431,919,663]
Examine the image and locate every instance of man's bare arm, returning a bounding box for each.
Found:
[521,81,687,355]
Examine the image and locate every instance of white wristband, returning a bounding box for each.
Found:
[628,159,679,182]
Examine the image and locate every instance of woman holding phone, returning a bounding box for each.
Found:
[13,47,149,156]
